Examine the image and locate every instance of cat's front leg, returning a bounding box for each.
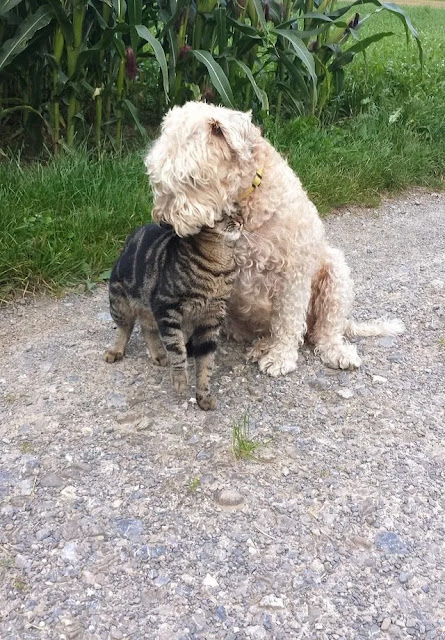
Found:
[156,316,188,394]
[189,318,223,411]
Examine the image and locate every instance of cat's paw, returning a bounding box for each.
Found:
[171,370,188,394]
[197,393,218,411]
[104,349,123,363]
[151,351,168,367]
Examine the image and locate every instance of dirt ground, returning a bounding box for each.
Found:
[1,190,444,640]
[396,1,444,8]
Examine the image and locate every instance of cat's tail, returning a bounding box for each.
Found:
[344,317,405,338]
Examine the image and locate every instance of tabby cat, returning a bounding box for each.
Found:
[104,214,242,410]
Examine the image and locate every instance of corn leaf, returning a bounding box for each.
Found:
[0,5,53,72]
[0,0,23,17]
[122,98,148,140]
[329,31,393,70]
[192,49,235,108]
[134,24,169,101]
[272,28,317,102]
[251,0,267,32]
[229,57,269,112]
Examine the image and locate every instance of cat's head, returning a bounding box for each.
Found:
[212,212,243,245]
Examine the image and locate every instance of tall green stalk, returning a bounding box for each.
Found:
[115,56,126,148]
[66,0,86,148]
[52,26,64,153]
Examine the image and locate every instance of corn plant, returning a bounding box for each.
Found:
[0,0,422,153]
[153,0,422,118]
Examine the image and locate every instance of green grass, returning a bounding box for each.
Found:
[232,414,270,461]
[270,6,445,212]
[0,152,152,299]
[0,6,444,298]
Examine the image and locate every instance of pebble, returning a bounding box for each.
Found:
[399,571,408,584]
[214,489,244,509]
[259,594,285,609]
[336,388,354,399]
[153,576,170,587]
[375,532,408,554]
[202,574,218,588]
[17,478,34,496]
[372,375,388,384]
[40,472,65,488]
[35,527,52,541]
[381,618,391,631]
[106,392,127,408]
[215,606,227,622]
[61,542,78,563]
[114,518,143,541]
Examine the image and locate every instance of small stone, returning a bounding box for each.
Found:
[60,486,76,501]
[203,574,218,588]
[110,628,123,640]
[15,554,31,571]
[246,626,267,639]
[216,606,227,622]
[372,375,388,384]
[376,532,408,554]
[310,558,325,574]
[114,518,143,541]
[381,618,391,631]
[282,467,290,477]
[17,478,34,496]
[61,542,78,563]
[399,572,408,584]
[35,527,52,541]
[40,472,65,488]
[136,417,152,431]
[107,392,127,409]
[215,489,244,509]
[406,618,417,629]
[308,377,330,390]
[336,388,354,399]
[259,594,285,609]
[153,576,170,587]
[379,336,396,348]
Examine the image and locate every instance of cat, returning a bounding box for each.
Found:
[104,213,242,410]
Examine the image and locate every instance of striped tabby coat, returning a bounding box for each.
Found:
[104,216,241,410]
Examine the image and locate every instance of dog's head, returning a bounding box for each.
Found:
[144,102,260,236]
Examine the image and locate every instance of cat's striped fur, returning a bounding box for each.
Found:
[104,215,241,410]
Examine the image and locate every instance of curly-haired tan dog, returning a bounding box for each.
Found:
[144,102,404,376]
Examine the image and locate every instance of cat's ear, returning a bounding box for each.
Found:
[208,110,254,163]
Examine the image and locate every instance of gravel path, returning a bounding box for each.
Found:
[1,191,444,640]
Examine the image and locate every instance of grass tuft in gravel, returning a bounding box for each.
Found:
[232,414,269,461]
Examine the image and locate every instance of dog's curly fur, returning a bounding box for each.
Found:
[145,102,404,376]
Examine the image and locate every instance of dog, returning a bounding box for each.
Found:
[144,101,404,376]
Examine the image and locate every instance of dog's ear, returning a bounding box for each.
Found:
[209,110,254,163]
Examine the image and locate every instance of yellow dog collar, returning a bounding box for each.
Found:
[240,167,263,200]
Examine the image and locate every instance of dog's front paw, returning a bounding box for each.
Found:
[258,348,298,377]
[247,338,273,362]
[319,343,361,370]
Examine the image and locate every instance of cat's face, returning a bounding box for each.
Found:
[213,214,243,245]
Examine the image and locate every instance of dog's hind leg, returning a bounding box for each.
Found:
[308,247,362,370]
